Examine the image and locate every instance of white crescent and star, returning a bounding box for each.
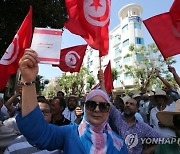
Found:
[84,0,110,26]
[0,34,19,65]
[65,51,81,68]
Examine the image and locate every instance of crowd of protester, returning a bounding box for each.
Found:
[0,49,180,154]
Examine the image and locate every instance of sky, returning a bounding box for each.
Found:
[39,0,180,80]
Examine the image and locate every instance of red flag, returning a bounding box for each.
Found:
[91,61,114,94]
[64,0,111,57]
[91,83,100,90]
[143,0,180,59]
[169,0,180,32]
[0,6,32,91]
[53,44,87,73]
[143,12,180,59]
[104,61,114,94]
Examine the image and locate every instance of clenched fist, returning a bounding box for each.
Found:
[19,49,39,83]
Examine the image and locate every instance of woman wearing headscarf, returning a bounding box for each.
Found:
[16,49,128,154]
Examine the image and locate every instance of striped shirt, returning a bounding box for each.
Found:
[4,135,60,154]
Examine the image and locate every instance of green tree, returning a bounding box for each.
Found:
[35,75,49,95]
[111,68,118,81]
[124,43,176,92]
[0,0,68,58]
[58,66,90,97]
[86,75,95,90]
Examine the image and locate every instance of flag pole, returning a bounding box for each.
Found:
[99,57,102,70]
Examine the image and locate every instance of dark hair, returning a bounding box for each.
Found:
[52,96,66,110]
[173,114,180,128]
[37,98,51,112]
[68,96,78,104]
[136,101,140,109]
[154,95,167,102]
[57,91,65,97]
[37,96,47,102]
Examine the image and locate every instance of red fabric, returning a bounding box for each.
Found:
[169,0,180,33]
[143,12,180,59]
[143,0,180,59]
[91,61,114,94]
[104,61,114,94]
[53,44,87,73]
[91,83,100,90]
[0,6,32,91]
[64,0,111,57]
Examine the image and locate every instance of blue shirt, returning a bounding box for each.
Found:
[16,106,128,154]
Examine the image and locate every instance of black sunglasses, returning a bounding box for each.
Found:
[41,109,51,116]
[85,101,110,113]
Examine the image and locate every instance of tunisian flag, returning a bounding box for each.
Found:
[53,44,87,73]
[104,61,114,94]
[143,0,180,59]
[92,61,114,94]
[64,0,111,57]
[0,6,32,91]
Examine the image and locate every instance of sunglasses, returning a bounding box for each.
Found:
[85,101,110,113]
[41,109,51,116]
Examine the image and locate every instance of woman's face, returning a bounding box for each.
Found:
[85,95,109,127]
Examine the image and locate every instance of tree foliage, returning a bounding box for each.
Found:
[111,68,118,81]
[0,0,68,58]
[86,75,95,90]
[124,43,176,92]
[57,67,91,97]
[35,75,49,95]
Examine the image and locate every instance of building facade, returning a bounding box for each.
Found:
[83,3,144,94]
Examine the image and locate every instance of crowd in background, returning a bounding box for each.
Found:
[0,63,180,154]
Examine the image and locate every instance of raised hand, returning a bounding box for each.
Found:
[19,49,39,83]
[75,107,83,117]
[97,69,104,83]
[168,65,176,74]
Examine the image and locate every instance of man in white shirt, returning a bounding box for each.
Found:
[63,95,77,122]
[150,89,176,138]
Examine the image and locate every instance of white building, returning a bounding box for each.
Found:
[83,3,144,94]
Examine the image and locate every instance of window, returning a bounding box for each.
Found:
[115,61,120,71]
[87,56,90,62]
[123,39,129,47]
[87,63,90,69]
[123,57,131,63]
[124,73,132,80]
[114,35,121,45]
[115,47,121,57]
[116,76,121,87]
[122,24,128,33]
[136,53,143,62]
[90,60,93,66]
[135,37,144,45]
[90,50,93,55]
[134,23,141,29]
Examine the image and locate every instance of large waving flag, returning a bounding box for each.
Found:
[0,6,32,91]
[64,0,111,57]
[53,44,87,73]
[143,0,180,59]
